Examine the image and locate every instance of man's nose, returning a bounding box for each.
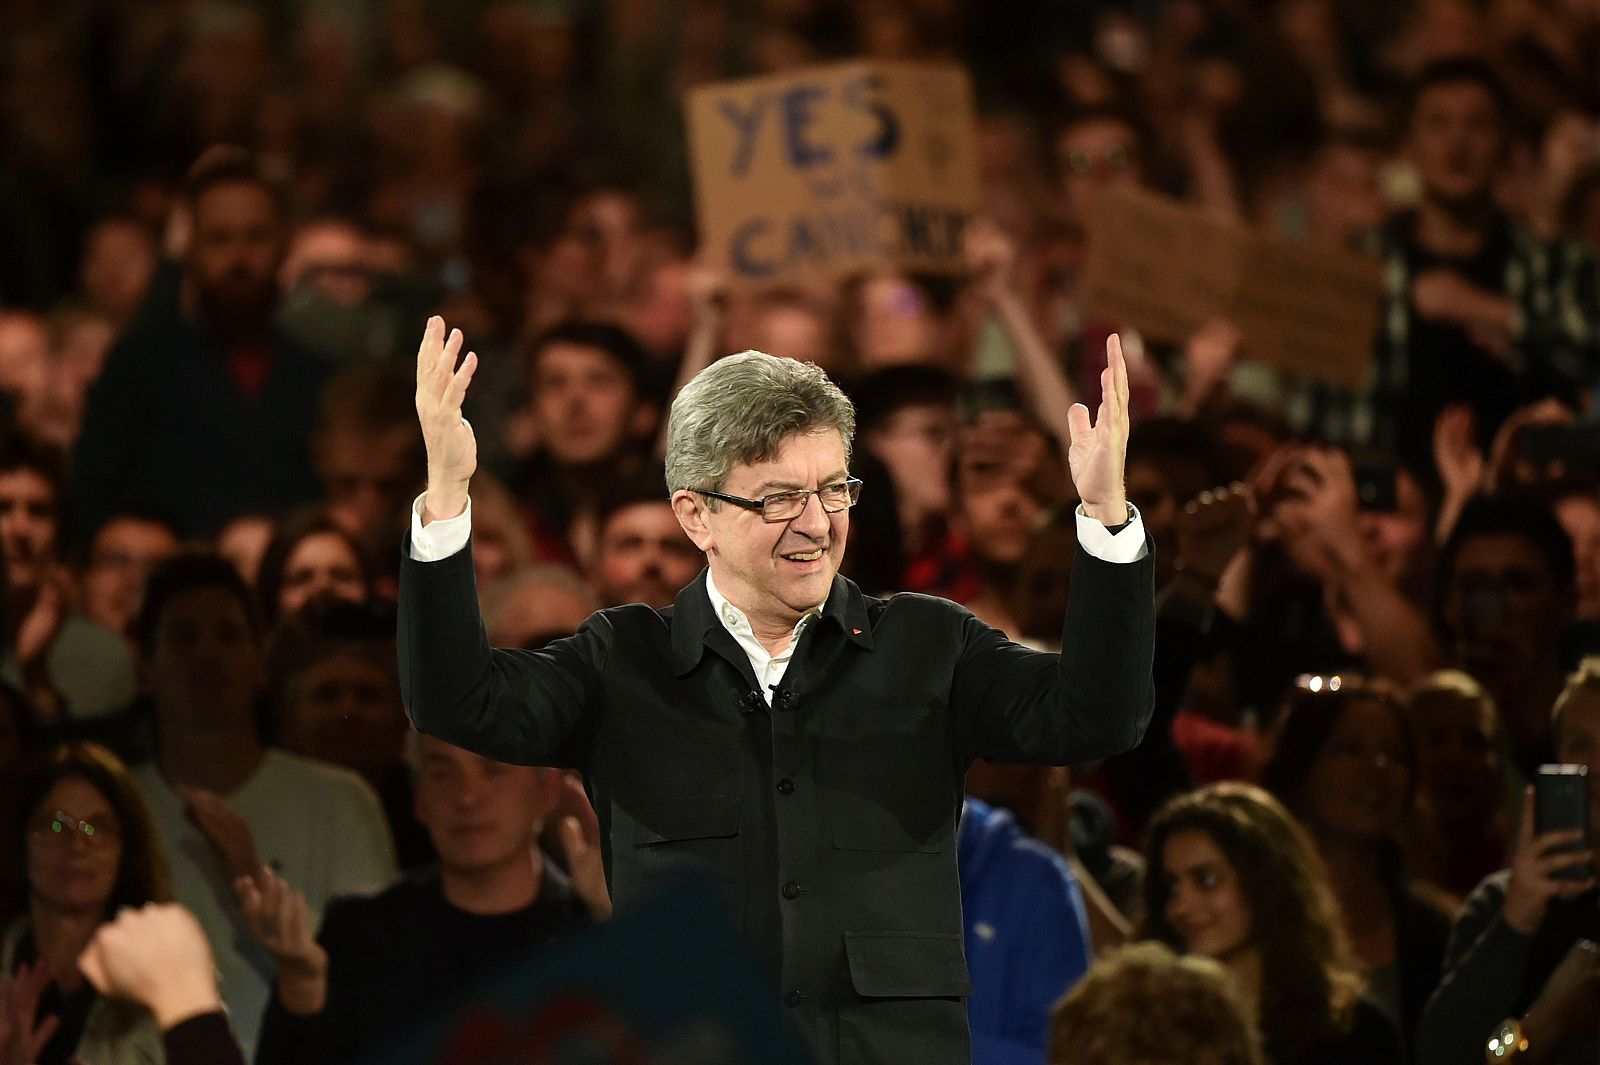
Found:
[789,491,830,536]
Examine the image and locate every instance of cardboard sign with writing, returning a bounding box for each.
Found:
[688,60,981,288]
[1081,187,1382,388]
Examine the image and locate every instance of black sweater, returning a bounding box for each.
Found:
[255,864,590,1065]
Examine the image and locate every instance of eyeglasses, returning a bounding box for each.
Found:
[1063,144,1135,176]
[695,479,863,523]
[28,809,121,846]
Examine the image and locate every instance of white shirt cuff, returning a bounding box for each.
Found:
[1074,503,1149,564]
[408,493,473,561]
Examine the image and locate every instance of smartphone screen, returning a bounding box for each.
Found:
[1535,764,1591,882]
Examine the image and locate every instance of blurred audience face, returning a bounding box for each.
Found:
[1441,533,1568,675]
[1161,829,1253,962]
[142,587,261,734]
[26,776,121,915]
[1408,79,1503,209]
[1302,696,1411,841]
[749,299,832,368]
[593,501,701,609]
[79,218,156,325]
[53,312,116,399]
[0,314,51,414]
[625,258,693,358]
[1305,140,1386,245]
[281,219,371,307]
[1410,683,1502,828]
[0,465,58,595]
[853,275,940,368]
[277,531,367,617]
[866,403,957,524]
[217,514,276,587]
[186,180,284,327]
[316,425,422,552]
[956,471,1048,568]
[283,649,407,776]
[413,736,556,876]
[1553,491,1600,620]
[1056,116,1144,225]
[488,569,595,647]
[530,341,644,467]
[82,517,180,636]
[1127,454,1211,584]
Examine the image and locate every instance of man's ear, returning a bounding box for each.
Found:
[671,490,716,553]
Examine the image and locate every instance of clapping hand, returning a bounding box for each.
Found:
[77,904,224,1032]
[0,963,57,1065]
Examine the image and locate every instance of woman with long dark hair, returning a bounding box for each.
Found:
[1260,675,1454,1047]
[1142,782,1402,1065]
[1,742,173,1064]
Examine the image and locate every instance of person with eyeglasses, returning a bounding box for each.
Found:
[0,742,184,1065]
[402,317,1155,1065]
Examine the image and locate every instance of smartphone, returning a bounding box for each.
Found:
[1535,764,1591,882]
[1520,424,1600,472]
[1353,461,1398,513]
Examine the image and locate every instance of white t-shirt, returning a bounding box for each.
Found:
[134,750,397,1058]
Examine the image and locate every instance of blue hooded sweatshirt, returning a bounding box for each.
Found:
[958,798,1094,1065]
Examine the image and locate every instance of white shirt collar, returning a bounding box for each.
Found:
[703,570,823,651]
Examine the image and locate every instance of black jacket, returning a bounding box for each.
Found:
[397,538,1156,1065]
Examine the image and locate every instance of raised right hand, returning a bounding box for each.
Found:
[414,316,480,522]
[1504,786,1596,935]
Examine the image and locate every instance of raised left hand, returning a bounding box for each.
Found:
[1066,334,1129,524]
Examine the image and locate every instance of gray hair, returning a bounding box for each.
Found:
[664,351,856,493]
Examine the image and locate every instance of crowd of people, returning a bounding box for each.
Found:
[2,0,1600,1062]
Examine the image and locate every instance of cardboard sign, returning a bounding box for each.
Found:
[688,61,981,287]
[1080,188,1382,388]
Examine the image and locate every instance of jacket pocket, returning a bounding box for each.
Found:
[838,932,972,1065]
[843,931,972,998]
[633,793,740,845]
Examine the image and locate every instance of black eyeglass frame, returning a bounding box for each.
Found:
[694,478,863,523]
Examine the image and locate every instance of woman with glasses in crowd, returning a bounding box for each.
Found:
[1142,781,1403,1065]
[1,742,172,1064]
[1260,675,1454,1050]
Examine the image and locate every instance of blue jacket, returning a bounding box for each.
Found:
[959,798,1093,1065]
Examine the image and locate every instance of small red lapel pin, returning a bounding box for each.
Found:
[852,628,862,635]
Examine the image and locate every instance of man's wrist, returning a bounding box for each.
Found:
[276,954,329,1017]
[422,483,469,524]
[1083,499,1131,526]
[149,980,225,1032]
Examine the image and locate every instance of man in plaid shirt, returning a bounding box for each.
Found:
[1288,58,1600,478]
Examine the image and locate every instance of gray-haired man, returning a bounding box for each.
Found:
[401,316,1155,1064]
